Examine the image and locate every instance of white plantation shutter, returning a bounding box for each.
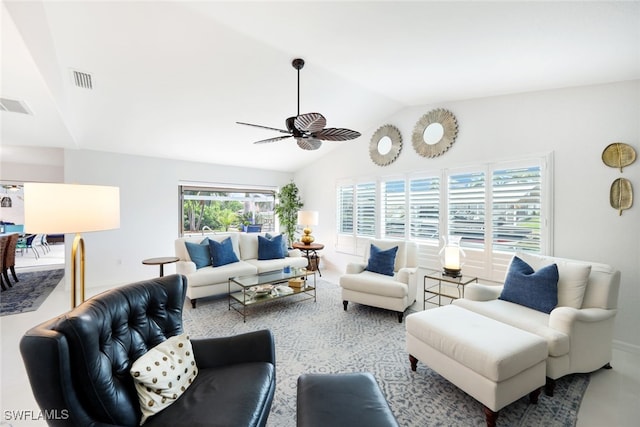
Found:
[409,176,440,241]
[382,180,405,238]
[337,185,354,234]
[492,165,542,252]
[448,171,486,249]
[356,182,376,237]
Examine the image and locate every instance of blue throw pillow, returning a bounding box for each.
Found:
[208,237,239,267]
[499,256,559,314]
[365,244,398,276]
[184,238,211,269]
[265,232,288,257]
[258,234,285,260]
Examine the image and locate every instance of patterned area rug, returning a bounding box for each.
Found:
[0,268,64,316]
[183,280,590,427]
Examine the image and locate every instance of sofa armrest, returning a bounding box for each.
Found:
[191,329,275,369]
[346,262,367,274]
[176,260,196,275]
[287,249,302,257]
[462,283,503,301]
[549,307,617,334]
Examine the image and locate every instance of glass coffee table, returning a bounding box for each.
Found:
[228,267,316,322]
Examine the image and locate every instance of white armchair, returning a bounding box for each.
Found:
[339,239,418,322]
[453,252,620,395]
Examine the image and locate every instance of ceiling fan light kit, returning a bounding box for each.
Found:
[237,58,361,151]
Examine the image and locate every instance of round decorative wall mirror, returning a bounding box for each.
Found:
[412,109,458,157]
[369,125,402,166]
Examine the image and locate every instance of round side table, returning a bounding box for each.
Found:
[142,256,179,277]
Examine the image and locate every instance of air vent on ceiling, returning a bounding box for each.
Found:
[72,69,93,89]
[0,98,32,115]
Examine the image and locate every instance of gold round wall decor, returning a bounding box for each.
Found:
[369,124,403,166]
[412,108,458,158]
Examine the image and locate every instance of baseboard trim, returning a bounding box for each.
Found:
[613,339,640,355]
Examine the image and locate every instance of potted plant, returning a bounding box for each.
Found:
[274,181,303,247]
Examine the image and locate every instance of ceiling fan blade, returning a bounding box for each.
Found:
[253,135,293,144]
[237,121,291,134]
[296,138,322,151]
[294,113,326,133]
[313,128,362,141]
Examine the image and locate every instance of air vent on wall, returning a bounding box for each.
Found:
[72,69,93,89]
[0,98,32,115]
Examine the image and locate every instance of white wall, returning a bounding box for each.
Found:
[63,150,293,287]
[294,80,640,351]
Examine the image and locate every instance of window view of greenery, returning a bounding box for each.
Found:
[180,186,275,235]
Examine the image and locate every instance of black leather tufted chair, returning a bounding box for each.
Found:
[20,274,276,427]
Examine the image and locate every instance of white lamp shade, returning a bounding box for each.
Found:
[24,183,120,234]
[297,210,319,226]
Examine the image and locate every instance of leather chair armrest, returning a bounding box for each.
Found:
[346,262,366,274]
[191,329,275,369]
[463,283,503,301]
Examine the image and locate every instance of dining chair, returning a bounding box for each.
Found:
[0,235,10,291]
[3,233,20,285]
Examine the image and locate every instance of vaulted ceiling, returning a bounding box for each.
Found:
[2,1,639,172]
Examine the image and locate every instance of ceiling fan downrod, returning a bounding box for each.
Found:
[292,58,305,116]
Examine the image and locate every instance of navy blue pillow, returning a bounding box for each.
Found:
[265,232,288,257]
[185,238,211,269]
[258,234,285,260]
[208,237,239,267]
[365,244,398,276]
[499,256,559,314]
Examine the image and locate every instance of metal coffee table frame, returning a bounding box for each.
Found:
[229,267,317,322]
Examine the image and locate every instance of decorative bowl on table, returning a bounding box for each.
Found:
[249,285,274,297]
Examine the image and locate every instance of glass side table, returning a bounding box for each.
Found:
[423,270,478,309]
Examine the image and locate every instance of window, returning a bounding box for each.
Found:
[180,186,275,235]
[356,182,376,237]
[335,155,550,267]
[491,165,542,253]
[447,171,486,249]
[409,176,440,241]
[382,180,405,238]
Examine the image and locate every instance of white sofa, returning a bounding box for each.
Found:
[452,252,620,395]
[175,232,308,308]
[339,239,418,322]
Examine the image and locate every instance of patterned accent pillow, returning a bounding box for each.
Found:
[365,244,398,276]
[208,237,239,267]
[130,334,199,424]
[184,238,211,269]
[499,256,559,314]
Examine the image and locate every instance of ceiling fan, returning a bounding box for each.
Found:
[237,58,361,151]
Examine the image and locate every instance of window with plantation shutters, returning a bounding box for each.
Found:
[356,182,376,237]
[382,180,405,238]
[337,185,354,234]
[448,171,486,249]
[492,165,542,252]
[409,176,440,241]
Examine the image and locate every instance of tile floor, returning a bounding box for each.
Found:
[1,252,638,426]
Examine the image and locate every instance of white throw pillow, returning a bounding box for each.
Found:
[130,334,199,425]
[516,252,591,309]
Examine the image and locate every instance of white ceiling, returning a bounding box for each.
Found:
[1,1,639,172]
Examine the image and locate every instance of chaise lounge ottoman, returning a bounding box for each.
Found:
[406,305,547,427]
[297,372,399,427]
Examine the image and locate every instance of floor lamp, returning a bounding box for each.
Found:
[24,183,120,308]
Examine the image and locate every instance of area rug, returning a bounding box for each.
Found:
[0,268,64,316]
[183,280,590,427]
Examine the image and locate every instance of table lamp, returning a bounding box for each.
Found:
[24,183,120,308]
[297,210,318,245]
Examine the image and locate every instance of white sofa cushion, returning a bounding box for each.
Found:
[340,271,408,298]
[239,233,260,260]
[517,252,591,309]
[186,261,256,288]
[453,298,569,357]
